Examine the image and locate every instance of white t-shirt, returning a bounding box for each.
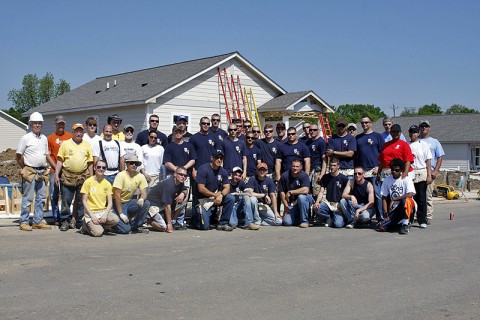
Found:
[409,140,432,170]
[83,134,102,150]
[92,139,126,176]
[141,144,164,176]
[17,132,49,167]
[381,175,416,209]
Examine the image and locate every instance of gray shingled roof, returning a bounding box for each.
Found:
[372,114,480,143]
[258,90,333,113]
[28,52,252,114]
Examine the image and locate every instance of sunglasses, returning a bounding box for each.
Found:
[252,130,260,133]
[361,121,371,124]
[125,129,134,133]
[258,168,268,172]
[228,128,237,132]
[246,136,255,140]
[214,156,224,160]
[88,123,97,127]
[264,130,273,133]
[128,162,138,166]
[337,124,346,128]
[420,125,430,128]
[201,122,211,126]
[150,119,159,123]
[287,132,296,136]
[310,128,318,131]
[212,118,220,122]
[149,136,158,139]
[354,172,363,176]
[96,166,106,170]
[176,172,188,177]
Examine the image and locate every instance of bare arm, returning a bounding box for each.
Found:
[304,157,311,175]
[16,153,25,168]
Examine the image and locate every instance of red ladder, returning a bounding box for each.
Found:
[318,114,332,142]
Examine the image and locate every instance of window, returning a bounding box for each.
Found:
[475,147,480,169]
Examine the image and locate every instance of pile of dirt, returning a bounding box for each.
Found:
[0,149,22,184]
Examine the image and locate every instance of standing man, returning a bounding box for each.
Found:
[209,113,228,141]
[105,114,125,141]
[190,117,224,177]
[47,115,73,223]
[347,123,357,136]
[92,125,125,184]
[146,167,189,233]
[408,125,432,228]
[112,156,150,234]
[83,117,101,149]
[276,122,288,143]
[300,122,311,142]
[16,112,52,231]
[244,131,262,179]
[306,123,327,197]
[275,127,311,180]
[135,114,168,147]
[167,115,192,143]
[255,124,281,178]
[223,123,247,179]
[121,124,143,164]
[55,123,93,231]
[192,150,235,231]
[251,126,262,140]
[419,119,445,225]
[355,115,384,223]
[279,159,314,228]
[326,117,357,178]
[381,117,406,142]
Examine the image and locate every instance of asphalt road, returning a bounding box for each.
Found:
[1,200,479,320]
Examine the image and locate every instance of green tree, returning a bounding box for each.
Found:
[418,103,442,115]
[400,107,418,116]
[445,104,479,114]
[325,104,385,134]
[6,73,70,123]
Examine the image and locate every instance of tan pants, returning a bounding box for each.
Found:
[426,182,434,221]
[83,210,119,237]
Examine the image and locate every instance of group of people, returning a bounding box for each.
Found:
[16,110,444,236]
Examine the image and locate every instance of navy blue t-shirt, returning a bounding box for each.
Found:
[319,173,349,202]
[278,170,310,201]
[147,176,185,207]
[278,142,311,173]
[223,137,247,174]
[209,127,228,141]
[246,175,276,204]
[245,145,262,177]
[254,139,281,173]
[195,163,229,199]
[163,141,197,174]
[306,137,327,169]
[135,129,168,147]
[189,132,224,169]
[355,132,384,170]
[327,134,357,169]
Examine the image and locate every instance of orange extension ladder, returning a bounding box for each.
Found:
[318,113,332,142]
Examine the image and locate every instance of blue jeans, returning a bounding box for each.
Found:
[60,183,84,224]
[21,177,46,224]
[113,199,150,234]
[192,194,234,230]
[339,199,373,226]
[315,202,340,226]
[104,173,118,185]
[366,176,383,221]
[283,194,314,226]
[49,173,60,220]
[250,196,280,226]
[230,195,254,228]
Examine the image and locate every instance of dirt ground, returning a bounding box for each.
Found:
[0,149,22,184]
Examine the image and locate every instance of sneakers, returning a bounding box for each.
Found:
[173,222,187,230]
[19,222,32,231]
[299,223,309,228]
[419,223,427,229]
[60,220,69,231]
[132,227,149,234]
[32,220,52,230]
[216,224,233,231]
[246,224,260,230]
[69,217,76,229]
[399,223,410,235]
[324,218,331,227]
[345,223,354,229]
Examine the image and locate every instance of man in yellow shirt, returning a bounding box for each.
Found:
[112,155,150,234]
[55,123,93,231]
[80,159,119,237]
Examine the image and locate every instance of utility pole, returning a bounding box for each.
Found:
[391,104,399,117]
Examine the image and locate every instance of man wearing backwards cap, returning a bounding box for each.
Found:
[112,155,150,234]
[246,162,282,226]
[55,123,93,231]
[228,166,259,230]
[192,150,235,231]
[167,115,193,143]
[47,115,73,224]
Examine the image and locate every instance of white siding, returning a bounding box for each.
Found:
[1,114,27,152]
[151,59,280,133]
[440,143,470,171]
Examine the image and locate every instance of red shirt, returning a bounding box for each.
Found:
[378,139,414,170]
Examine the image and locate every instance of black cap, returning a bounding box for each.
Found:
[212,149,224,158]
[408,125,419,133]
[390,124,401,132]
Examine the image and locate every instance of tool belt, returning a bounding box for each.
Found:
[21,166,49,183]
[61,169,90,187]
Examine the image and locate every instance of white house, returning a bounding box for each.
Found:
[25,52,334,136]
[0,110,28,152]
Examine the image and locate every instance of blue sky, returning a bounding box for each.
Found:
[1,0,479,116]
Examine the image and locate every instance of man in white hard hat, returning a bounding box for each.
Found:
[16,112,52,231]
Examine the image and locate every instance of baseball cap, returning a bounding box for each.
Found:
[172,125,182,132]
[123,124,134,130]
[72,123,84,130]
[347,123,357,130]
[408,125,419,133]
[212,150,224,158]
[232,166,243,173]
[257,163,268,171]
[55,115,66,124]
[336,118,347,126]
[391,124,402,132]
[276,122,286,129]
[177,115,188,122]
[419,119,430,126]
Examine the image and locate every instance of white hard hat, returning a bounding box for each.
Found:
[29,112,44,122]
